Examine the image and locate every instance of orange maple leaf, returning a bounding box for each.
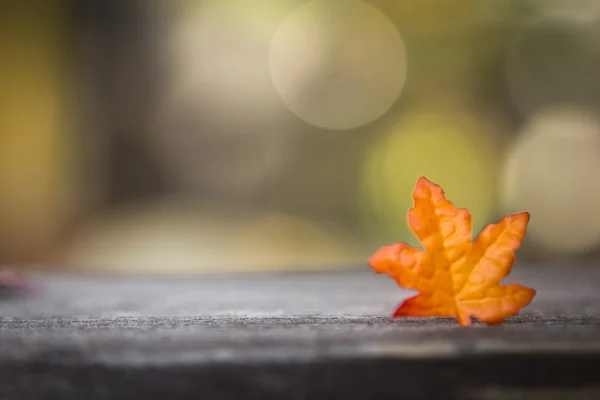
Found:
[367,176,536,326]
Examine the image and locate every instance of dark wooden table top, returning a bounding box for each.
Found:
[1,263,600,399]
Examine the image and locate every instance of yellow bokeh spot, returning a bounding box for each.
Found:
[361,110,498,247]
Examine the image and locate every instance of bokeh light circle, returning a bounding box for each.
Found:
[168,6,285,124]
[154,6,299,199]
[269,0,407,130]
[500,107,600,255]
[360,110,497,246]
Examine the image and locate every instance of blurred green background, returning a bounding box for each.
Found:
[1,0,600,275]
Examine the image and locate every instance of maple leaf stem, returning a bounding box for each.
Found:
[457,310,472,326]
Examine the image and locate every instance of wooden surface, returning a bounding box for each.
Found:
[1,263,600,399]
